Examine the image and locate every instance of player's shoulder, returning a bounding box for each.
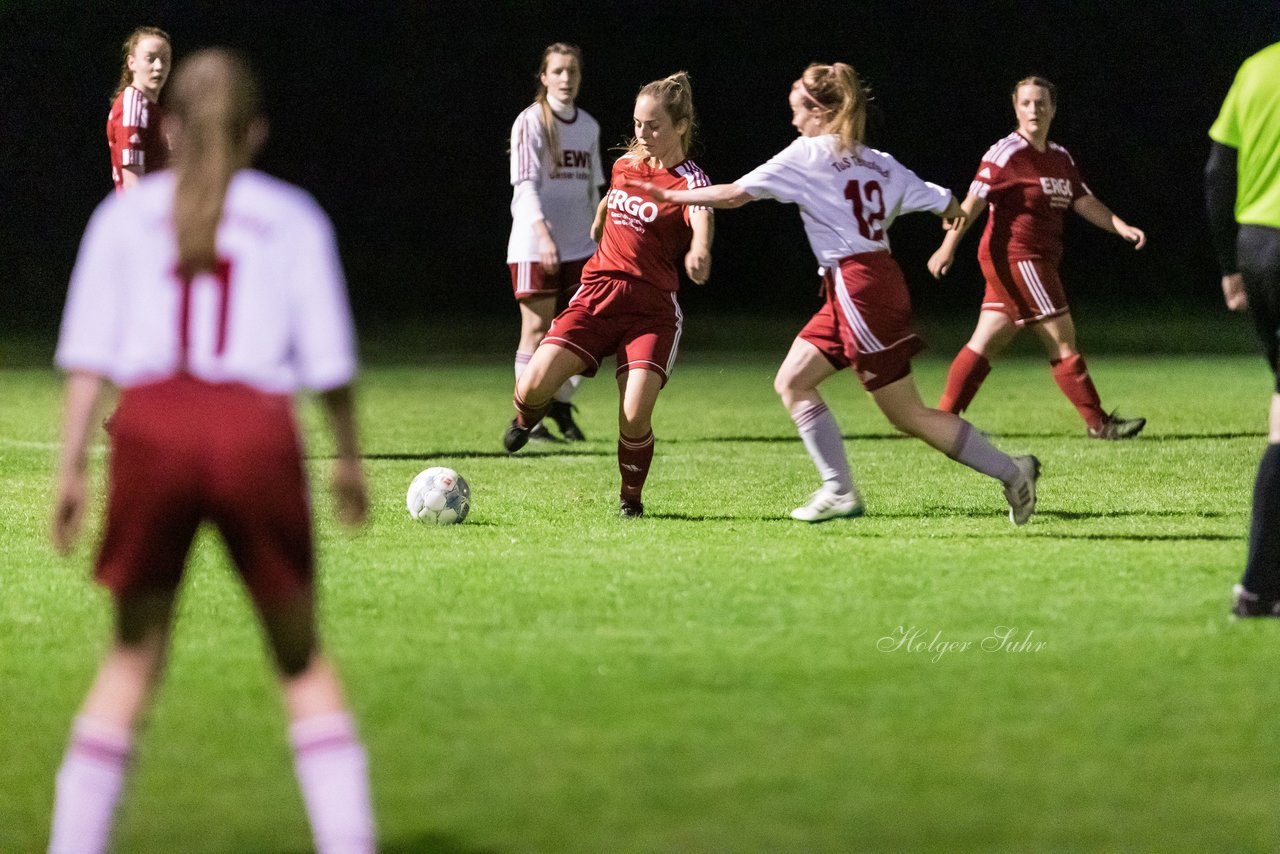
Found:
[981,131,1027,166]
[1047,140,1078,164]
[574,106,601,130]
[671,157,709,182]
[227,170,331,229]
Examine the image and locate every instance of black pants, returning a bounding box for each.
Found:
[1240,224,1280,384]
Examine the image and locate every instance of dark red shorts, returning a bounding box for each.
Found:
[96,376,313,608]
[509,257,589,300]
[798,251,923,391]
[979,255,1069,325]
[542,277,682,385]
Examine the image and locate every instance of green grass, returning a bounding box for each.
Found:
[2,345,1278,853]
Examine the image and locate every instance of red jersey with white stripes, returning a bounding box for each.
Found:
[107,86,169,192]
[969,132,1091,263]
[581,155,710,293]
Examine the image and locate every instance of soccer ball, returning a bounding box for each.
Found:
[406,466,471,525]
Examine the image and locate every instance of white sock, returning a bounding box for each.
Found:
[290,712,376,854]
[948,420,1018,484]
[48,716,132,854]
[514,350,533,380]
[791,400,855,495]
[552,374,581,404]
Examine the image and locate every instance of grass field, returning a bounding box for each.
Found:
[3,321,1279,852]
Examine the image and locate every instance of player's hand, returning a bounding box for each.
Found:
[51,471,87,555]
[538,235,561,274]
[927,247,954,279]
[685,247,711,284]
[624,179,669,202]
[1222,272,1247,312]
[1117,222,1146,250]
[332,457,369,527]
[941,212,966,233]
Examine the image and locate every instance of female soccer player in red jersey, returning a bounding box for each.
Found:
[506,43,605,442]
[504,71,713,518]
[49,51,374,854]
[929,76,1147,439]
[107,26,172,192]
[631,63,1040,525]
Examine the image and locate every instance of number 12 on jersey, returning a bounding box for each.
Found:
[844,179,885,241]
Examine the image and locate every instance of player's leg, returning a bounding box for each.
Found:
[507,344,587,453]
[775,336,863,521]
[872,374,1040,525]
[547,259,590,440]
[515,291,562,442]
[1234,224,1280,616]
[615,367,663,517]
[49,593,176,854]
[256,597,376,854]
[939,309,1017,413]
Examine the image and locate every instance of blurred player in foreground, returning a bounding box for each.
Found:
[505,71,713,518]
[48,49,375,854]
[630,63,1040,525]
[1205,42,1280,617]
[929,76,1147,440]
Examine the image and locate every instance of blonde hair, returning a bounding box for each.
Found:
[534,43,582,177]
[113,26,171,99]
[800,62,870,153]
[167,49,261,276]
[1012,75,1057,108]
[624,71,696,160]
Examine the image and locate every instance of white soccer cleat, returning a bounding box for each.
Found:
[790,487,865,523]
[1003,455,1041,526]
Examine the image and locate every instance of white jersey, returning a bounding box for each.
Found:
[56,169,356,394]
[507,102,604,264]
[736,135,952,266]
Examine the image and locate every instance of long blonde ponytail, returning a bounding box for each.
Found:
[801,62,870,154]
[167,49,260,275]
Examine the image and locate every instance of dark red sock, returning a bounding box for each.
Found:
[1050,354,1106,430]
[513,390,551,430]
[618,430,654,503]
[939,346,991,414]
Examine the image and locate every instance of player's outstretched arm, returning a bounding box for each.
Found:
[320,385,368,527]
[928,193,986,279]
[1072,194,1146,249]
[52,371,106,554]
[625,180,755,209]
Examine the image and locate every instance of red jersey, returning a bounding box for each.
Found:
[970,132,1091,263]
[107,86,168,192]
[582,155,709,292]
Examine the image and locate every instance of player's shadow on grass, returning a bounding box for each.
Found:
[266,831,501,854]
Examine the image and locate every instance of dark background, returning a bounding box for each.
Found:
[3,1,1278,338]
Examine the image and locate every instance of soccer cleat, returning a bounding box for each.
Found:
[1088,410,1146,440]
[548,400,586,441]
[790,487,865,523]
[1231,584,1280,618]
[1003,455,1041,526]
[619,498,645,518]
[529,422,561,443]
[503,419,531,454]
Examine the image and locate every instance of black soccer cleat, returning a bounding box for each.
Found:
[619,498,644,518]
[548,400,586,441]
[1088,410,1146,440]
[503,419,531,454]
[1231,584,1280,618]
[529,422,561,443]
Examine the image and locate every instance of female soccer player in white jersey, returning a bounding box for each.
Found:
[630,63,1040,525]
[504,71,713,519]
[507,43,605,441]
[929,76,1147,440]
[107,26,172,192]
[48,50,375,854]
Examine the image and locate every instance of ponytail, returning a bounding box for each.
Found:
[800,62,870,153]
[167,49,260,275]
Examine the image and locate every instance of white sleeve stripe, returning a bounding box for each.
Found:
[122,150,144,166]
[968,180,989,199]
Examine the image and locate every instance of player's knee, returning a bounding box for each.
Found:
[272,639,316,677]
